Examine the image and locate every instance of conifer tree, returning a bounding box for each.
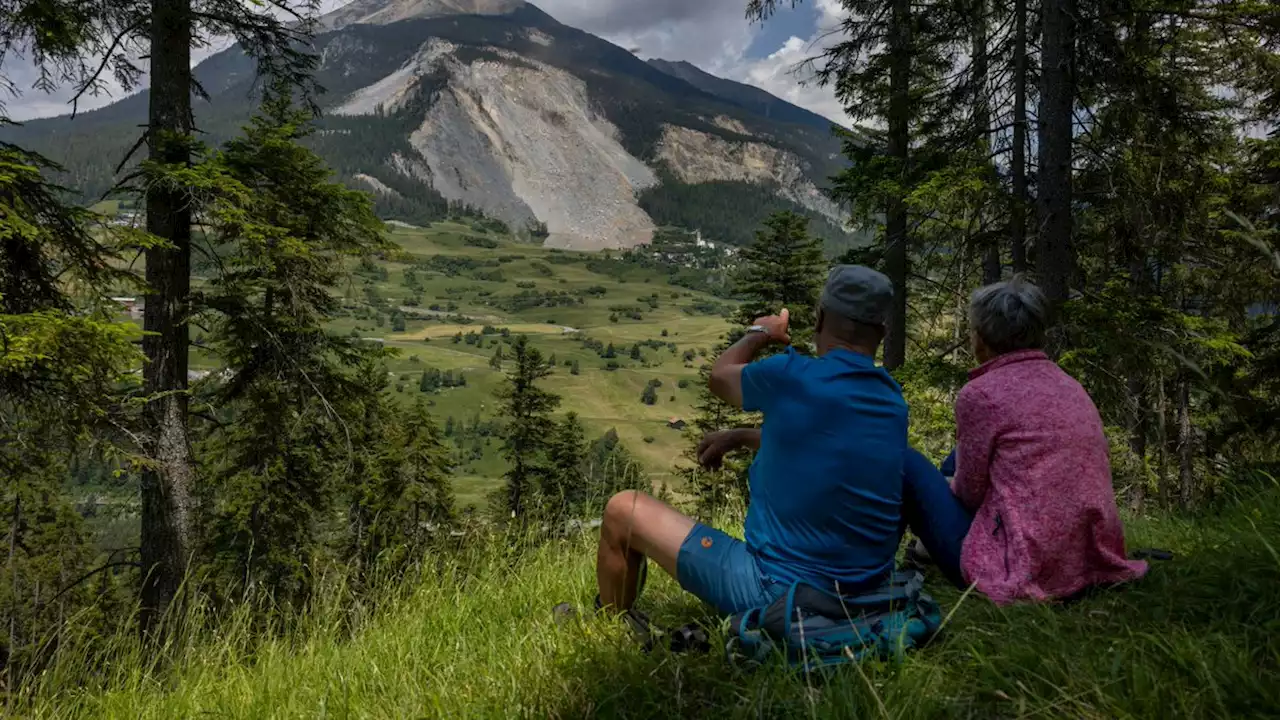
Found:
[0,151,142,673]
[496,336,561,519]
[544,413,588,519]
[4,0,319,629]
[641,384,658,405]
[749,0,967,369]
[733,211,827,349]
[348,398,455,573]
[0,62,148,665]
[585,429,647,500]
[196,88,389,602]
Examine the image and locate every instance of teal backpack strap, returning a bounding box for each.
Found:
[726,571,943,673]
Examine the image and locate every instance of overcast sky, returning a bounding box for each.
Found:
[1,0,850,124]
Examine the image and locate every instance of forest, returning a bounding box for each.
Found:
[0,0,1278,715]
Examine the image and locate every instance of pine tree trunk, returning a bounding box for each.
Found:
[1124,235,1150,512]
[1177,377,1194,508]
[884,0,911,370]
[974,0,1000,285]
[1127,376,1148,513]
[508,459,524,519]
[1010,0,1029,274]
[1156,377,1170,507]
[140,0,195,636]
[7,494,18,679]
[1036,0,1075,310]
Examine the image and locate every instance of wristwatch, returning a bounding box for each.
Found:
[745,325,769,335]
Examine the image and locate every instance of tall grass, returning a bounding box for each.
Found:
[11,487,1280,719]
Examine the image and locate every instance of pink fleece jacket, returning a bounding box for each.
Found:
[951,350,1148,605]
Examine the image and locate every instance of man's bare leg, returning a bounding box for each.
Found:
[596,490,696,611]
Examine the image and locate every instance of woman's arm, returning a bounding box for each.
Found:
[952,386,997,511]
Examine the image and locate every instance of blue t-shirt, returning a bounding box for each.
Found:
[740,347,907,590]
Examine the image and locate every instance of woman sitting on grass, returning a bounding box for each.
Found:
[903,277,1148,604]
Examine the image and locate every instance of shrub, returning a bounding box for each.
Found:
[640,384,657,405]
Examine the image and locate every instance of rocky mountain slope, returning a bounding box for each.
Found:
[318,0,524,31]
[2,0,858,251]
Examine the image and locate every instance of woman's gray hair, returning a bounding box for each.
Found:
[969,276,1049,355]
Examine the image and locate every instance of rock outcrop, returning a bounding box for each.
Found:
[656,124,845,224]
[335,42,658,249]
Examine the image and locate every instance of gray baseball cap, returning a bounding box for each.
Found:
[821,265,894,326]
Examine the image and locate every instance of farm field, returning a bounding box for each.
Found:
[116,220,738,509]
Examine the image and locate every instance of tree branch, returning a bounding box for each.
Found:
[44,561,141,607]
[70,19,147,119]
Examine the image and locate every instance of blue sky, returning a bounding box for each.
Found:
[2,0,850,123]
[746,6,821,59]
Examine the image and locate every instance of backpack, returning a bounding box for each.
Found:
[725,570,942,673]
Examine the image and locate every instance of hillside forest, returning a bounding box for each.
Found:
[0,0,1278,716]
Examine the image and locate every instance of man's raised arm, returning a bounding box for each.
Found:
[708,309,790,408]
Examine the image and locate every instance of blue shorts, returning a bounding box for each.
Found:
[675,523,786,616]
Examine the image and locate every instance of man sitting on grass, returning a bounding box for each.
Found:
[590,266,907,622]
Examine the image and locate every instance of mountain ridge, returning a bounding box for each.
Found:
[645,59,840,133]
[318,0,526,31]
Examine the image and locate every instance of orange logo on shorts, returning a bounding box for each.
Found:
[701,537,713,549]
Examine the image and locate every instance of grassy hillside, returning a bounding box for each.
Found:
[172,220,735,509]
[20,484,1280,718]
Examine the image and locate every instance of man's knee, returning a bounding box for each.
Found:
[603,490,648,532]
[600,490,694,577]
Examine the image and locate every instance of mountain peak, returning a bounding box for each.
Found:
[318,0,525,31]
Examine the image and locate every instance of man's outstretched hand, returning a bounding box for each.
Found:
[754,308,791,345]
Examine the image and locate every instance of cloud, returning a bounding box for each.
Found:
[534,0,755,76]
[721,0,852,126]
[732,35,849,126]
[534,0,744,36]
[535,0,852,124]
